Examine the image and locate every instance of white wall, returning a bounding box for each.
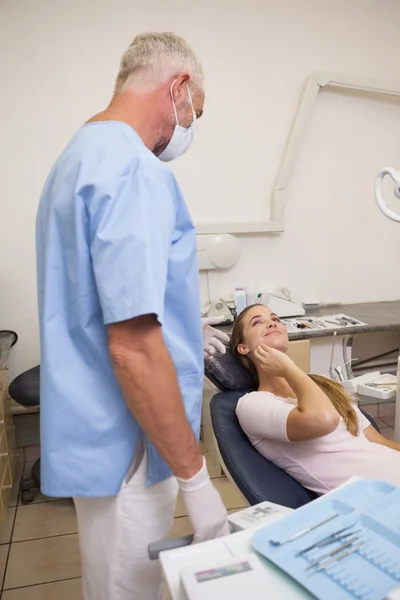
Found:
[1,0,400,379]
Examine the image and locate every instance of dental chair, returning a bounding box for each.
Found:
[205,347,380,509]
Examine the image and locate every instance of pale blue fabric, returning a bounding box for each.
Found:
[36,121,203,497]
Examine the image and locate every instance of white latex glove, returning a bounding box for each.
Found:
[201,316,230,363]
[177,457,230,543]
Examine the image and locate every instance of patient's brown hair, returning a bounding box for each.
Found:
[231,306,359,436]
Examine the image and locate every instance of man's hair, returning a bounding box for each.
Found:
[114,32,204,95]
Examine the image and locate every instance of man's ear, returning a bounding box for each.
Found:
[237,343,249,356]
[171,73,190,100]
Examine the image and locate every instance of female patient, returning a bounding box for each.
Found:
[232,304,400,493]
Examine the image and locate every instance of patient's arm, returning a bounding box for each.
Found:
[284,362,340,441]
[236,387,338,446]
[255,346,339,442]
[364,424,400,452]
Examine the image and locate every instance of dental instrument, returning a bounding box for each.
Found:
[313,541,366,573]
[305,536,360,571]
[329,331,338,381]
[366,382,397,388]
[296,526,362,557]
[342,336,355,380]
[334,367,345,382]
[268,513,339,547]
[335,359,358,383]
[252,479,400,600]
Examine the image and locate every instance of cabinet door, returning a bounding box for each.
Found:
[0,368,17,502]
[0,430,8,487]
[287,340,310,372]
[5,413,17,483]
[0,368,7,422]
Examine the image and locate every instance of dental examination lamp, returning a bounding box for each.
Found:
[375,167,400,222]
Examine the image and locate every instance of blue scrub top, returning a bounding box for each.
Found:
[36,121,204,497]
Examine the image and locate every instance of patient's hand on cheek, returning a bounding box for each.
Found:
[254,345,295,377]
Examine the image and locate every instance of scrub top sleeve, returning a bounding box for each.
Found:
[87,159,176,326]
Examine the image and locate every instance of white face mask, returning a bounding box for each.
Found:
[158,81,197,162]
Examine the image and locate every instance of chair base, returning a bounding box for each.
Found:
[20,458,40,504]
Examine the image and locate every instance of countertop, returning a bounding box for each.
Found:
[218,301,400,341]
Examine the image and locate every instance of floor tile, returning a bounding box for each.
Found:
[174,491,186,518]
[4,534,81,589]
[378,402,395,418]
[381,415,395,428]
[375,417,390,430]
[0,544,9,585]
[380,427,395,441]
[212,478,248,510]
[204,452,223,479]
[228,508,241,515]
[22,462,57,504]
[2,578,82,599]
[13,499,77,542]
[0,506,16,544]
[170,516,192,538]
[8,463,24,508]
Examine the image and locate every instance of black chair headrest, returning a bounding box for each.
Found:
[205,345,257,391]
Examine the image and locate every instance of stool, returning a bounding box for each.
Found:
[8,365,40,504]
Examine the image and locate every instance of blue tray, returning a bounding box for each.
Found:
[252,479,400,600]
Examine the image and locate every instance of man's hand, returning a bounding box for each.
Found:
[202,316,230,363]
[177,457,230,542]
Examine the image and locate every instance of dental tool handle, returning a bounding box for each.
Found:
[148,534,194,560]
[287,513,339,543]
[334,367,345,383]
[329,331,337,380]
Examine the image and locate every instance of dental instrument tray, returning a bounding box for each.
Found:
[282,314,366,332]
[357,374,398,401]
[252,479,400,600]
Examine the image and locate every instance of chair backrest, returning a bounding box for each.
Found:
[210,389,318,508]
[206,346,379,508]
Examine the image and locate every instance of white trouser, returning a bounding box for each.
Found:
[74,444,178,600]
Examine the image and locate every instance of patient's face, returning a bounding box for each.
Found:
[237,305,289,358]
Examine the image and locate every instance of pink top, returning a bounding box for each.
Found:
[236,391,400,494]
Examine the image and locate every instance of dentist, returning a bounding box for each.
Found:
[36,32,230,600]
